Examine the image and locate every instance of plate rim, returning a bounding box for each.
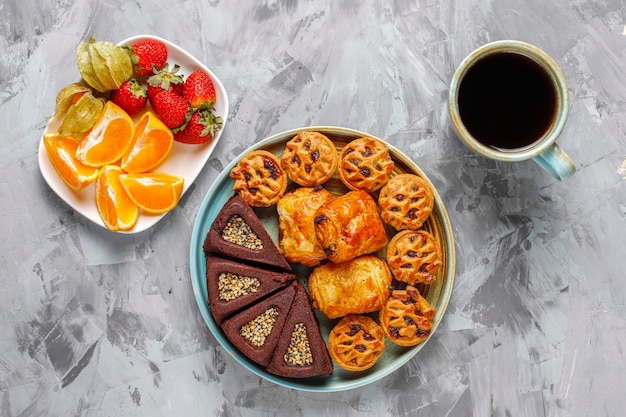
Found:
[37,34,229,234]
[189,125,456,392]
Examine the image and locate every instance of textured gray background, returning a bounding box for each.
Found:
[2,0,626,416]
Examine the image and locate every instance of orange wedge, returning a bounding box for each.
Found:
[43,134,99,191]
[95,165,139,231]
[121,111,174,173]
[76,101,135,167]
[119,172,184,214]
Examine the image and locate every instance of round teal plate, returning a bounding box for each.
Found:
[190,126,455,392]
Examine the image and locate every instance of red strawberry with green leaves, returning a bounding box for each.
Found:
[126,39,168,76]
[109,78,147,116]
[150,89,190,129]
[173,109,223,144]
[147,64,184,102]
[183,70,216,110]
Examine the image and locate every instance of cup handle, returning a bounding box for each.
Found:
[532,143,576,181]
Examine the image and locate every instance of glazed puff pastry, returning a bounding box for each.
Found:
[313,190,387,264]
[277,186,334,267]
[308,254,392,319]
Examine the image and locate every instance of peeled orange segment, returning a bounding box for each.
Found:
[76,101,135,167]
[95,165,139,231]
[121,111,174,173]
[43,134,99,191]
[119,172,184,214]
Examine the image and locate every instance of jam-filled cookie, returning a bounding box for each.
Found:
[386,229,442,285]
[378,173,434,230]
[328,314,385,372]
[280,131,338,186]
[379,285,436,347]
[338,137,394,193]
[230,150,288,207]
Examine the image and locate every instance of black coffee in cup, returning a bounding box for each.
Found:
[457,52,558,150]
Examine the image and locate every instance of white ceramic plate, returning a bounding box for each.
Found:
[189,126,456,392]
[38,35,229,233]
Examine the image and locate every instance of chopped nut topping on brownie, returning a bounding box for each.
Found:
[239,308,278,347]
[217,272,260,301]
[222,215,264,250]
[284,323,313,366]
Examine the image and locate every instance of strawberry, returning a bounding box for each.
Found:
[150,89,190,129]
[147,64,184,102]
[109,78,147,116]
[127,39,168,76]
[183,70,216,110]
[173,109,223,144]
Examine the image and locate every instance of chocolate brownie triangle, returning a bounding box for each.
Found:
[266,283,333,378]
[203,194,292,271]
[221,282,297,367]
[206,255,297,325]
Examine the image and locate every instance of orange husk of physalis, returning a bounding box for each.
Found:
[53,82,105,135]
[76,36,133,92]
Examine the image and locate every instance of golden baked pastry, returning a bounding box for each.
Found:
[386,229,442,285]
[277,186,334,267]
[280,131,338,186]
[313,190,387,264]
[308,254,392,319]
[230,150,287,207]
[379,285,436,347]
[328,314,385,372]
[378,173,434,230]
[338,137,394,192]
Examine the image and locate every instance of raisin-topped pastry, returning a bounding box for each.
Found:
[230,150,287,207]
[328,314,385,372]
[378,173,434,230]
[313,190,387,264]
[386,229,442,285]
[277,186,334,267]
[379,285,436,347]
[308,254,392,319]
[280,131,338,186]
[338,137,394,193]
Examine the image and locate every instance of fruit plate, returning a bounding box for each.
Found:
[189,126,456,392]
[37,35,229,233]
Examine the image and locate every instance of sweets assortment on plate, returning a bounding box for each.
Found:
[42,35,449,384]
[41,36,224,232]
[201,131,443,376]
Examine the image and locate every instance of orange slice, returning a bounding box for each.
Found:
[120,111,174,173]
[119,172,184,214]
[43,134,99,191]
[76,101,135,167]
[95,165,139,231]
